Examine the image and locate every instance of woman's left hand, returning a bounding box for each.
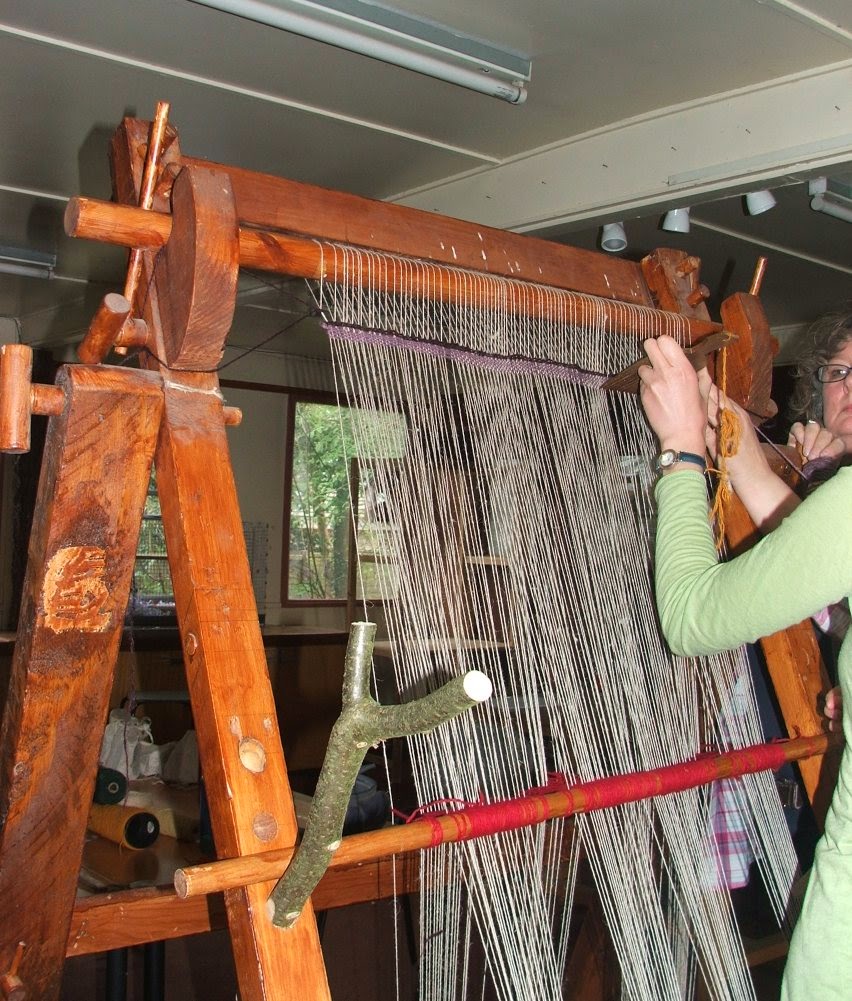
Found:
[824,686,843,733]
[637,336,707,455]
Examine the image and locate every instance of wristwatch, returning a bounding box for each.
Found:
[654,448,706,473]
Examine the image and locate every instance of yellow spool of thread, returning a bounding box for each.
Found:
[88,803,160,850]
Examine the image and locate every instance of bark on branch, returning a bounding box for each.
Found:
[268,621,492,927]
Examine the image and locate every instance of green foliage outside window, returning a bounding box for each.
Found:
[288,400,406,602]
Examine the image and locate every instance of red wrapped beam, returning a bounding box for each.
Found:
[175,732,836,900]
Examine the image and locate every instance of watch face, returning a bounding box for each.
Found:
[658,449,676,468]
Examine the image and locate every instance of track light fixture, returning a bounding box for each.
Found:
[745,190,777,215]
[0,246,56,279]
[600,222,627,253]
[809,177,852,224]
[661,208,690,233]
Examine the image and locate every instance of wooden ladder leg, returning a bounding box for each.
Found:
[0,365,163,1000]
[155,381,331,1001]
[720,292,839,823]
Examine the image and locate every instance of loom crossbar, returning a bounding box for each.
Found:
[65,196,724,348]
[174,733,836,901]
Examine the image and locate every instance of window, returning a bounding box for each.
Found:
[131,468,175,621]
[285,394,407,603]
[131,470,270,621]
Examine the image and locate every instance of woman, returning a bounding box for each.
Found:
[786,308,852,461]
[637,334,852,1001]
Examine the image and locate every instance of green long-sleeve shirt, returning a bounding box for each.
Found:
[654,466,852,1001]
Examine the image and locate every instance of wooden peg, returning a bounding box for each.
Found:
[0,344,65,453]
[123,101,171,313]
[686,283,710,307]
[749,256,768,297]
[0,345,32,452]
[1,942,26,1000]
[77,293,133,364]
[115,317,149,352]
[114,102,172,357]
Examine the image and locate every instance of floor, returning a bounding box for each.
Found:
[59,893,789,1001]
[60,900,418,1001]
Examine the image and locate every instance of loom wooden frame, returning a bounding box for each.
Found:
[0,113,836,1000]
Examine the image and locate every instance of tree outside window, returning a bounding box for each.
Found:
[286,397,407,603]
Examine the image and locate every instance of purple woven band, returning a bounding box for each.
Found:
[324,323,607,389]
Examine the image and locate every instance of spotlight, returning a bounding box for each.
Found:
[745,190,776,215]
[661,207,690,233]
[600,222,627,253]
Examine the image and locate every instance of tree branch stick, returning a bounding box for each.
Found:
[268,621,491,927]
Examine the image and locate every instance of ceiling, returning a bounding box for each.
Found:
[0,0,849,365]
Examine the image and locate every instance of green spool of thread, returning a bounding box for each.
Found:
[93,766,127,805]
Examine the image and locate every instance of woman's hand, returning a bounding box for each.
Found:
[699,372,768,486]
[823,686,843,733]
[637,336,706,455]
[787,420,846,462]
[698,367,800,531]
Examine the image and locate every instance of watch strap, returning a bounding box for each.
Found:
[655,449,706,472]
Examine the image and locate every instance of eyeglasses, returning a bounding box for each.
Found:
[816,364,852,384]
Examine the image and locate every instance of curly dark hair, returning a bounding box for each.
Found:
[788,307,852,423]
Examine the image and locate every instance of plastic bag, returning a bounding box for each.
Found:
[99,708,173,780]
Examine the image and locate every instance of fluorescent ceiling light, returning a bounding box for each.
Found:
[190,0,531,103]
[0,246,56,279]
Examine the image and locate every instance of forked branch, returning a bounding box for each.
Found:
[268,621,492,928]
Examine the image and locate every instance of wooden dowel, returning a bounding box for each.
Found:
[77,293,133,364]
[138,102,171,211]
[0,941,25,1001]
[749,256,768,297]
[124,102,171,311]
[115,317,149,352]
[65,196,725,341]
[175,731,835,901]
[30,384,65,417]
[0,344,33,453]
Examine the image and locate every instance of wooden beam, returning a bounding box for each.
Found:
[65,196,724,344]
[67,857,419,958]
[102,114,648,306]
[0,366,163,1000]
[109,127,333,1001]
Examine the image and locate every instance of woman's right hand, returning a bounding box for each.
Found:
[787,420,846,462]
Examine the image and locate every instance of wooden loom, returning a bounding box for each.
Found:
[0,110,839,1001]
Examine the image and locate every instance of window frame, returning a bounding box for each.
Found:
[282,389,406,608]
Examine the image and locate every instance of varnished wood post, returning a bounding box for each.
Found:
[154,383,331,1000]
[110,124,332,1001]
[720,291,837,820]
[0,365,163,1000]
